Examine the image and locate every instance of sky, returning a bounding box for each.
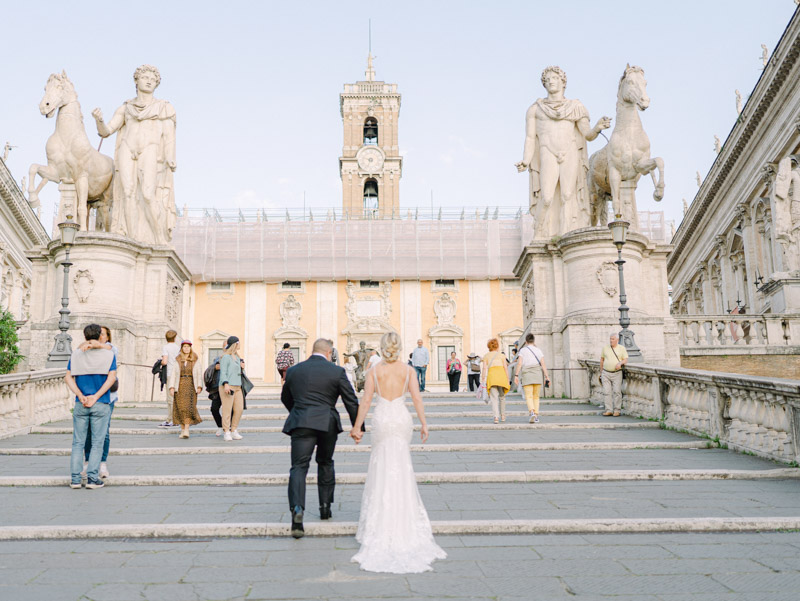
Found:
[0,0,797,232]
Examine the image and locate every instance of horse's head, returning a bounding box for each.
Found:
[618,64,649,111]
[39,71,76,118]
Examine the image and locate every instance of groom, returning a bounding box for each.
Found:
[281,338,362,538]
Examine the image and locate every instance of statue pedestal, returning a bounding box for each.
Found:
[26,232,191,403]
[514,227,680,398]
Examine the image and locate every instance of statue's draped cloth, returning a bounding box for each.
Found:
[528,98,591,236]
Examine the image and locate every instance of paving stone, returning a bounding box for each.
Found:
[563,573,731,595]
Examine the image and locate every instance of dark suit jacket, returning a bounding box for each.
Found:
[281,355,361,435]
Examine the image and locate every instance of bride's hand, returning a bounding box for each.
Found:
[349,427,362,444]
[420,424,429,444]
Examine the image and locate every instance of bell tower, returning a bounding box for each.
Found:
[339,54,402,217]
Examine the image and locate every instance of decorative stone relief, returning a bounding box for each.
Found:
[280,294,302,328]
[434,293,456,326]
[522,281,535,322]
[165,274,181,325]
[0,269,12,311]
[72,269,94,303]
[596,262,618,297]
[341,281,395,353]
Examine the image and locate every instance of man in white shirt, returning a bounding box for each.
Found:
[410,339,430,392]
[159,329,181,427]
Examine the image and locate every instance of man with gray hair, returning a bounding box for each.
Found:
[281,338,362,537]
[599,333,628,417]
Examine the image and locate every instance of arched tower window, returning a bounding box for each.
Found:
[363,178,378,216]
[363,117,378,146]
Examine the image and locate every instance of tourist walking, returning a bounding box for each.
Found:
[508,348,519,393]
[219,336,245,441]
[600,333,628,417]
[282,338,361,538]
[65,324,117,489]
[481,338,509,423]
[169,340,203,439]
[514,333,550,424]
[368,349,381,369]
[80,325,118,479]
[275,343,294,383]
[159,330,180,427]
[446,351,462,392]
[350,332,446,573]
[410,339,430,392]
[465,353,481,391]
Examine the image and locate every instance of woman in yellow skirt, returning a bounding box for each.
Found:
[481,338,510,423]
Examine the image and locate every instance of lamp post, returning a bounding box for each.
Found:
[46,215,80,368]
[608,219,643,362]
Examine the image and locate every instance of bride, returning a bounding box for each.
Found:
[349,332,446,573]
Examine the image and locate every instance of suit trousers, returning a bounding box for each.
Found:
[289,427,338,510]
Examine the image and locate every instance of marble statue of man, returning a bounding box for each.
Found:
[92,65,176,245]
[516,66,610,239]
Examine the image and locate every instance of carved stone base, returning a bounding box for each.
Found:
[514,226,680,398]
[26,232,191,403]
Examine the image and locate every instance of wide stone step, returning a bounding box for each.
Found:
[0,440,714,456]
[3,479,799,530]
[3,468,797,487]
[110,409,603,420]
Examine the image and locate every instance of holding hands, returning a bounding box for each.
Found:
[349,427,363,444]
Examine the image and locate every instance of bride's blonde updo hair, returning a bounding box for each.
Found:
[380,332,402,363]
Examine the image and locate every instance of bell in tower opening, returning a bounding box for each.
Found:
[364,117,378,145]
[363,179,379,217]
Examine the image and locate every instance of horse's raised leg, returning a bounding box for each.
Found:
[651,157,665,201]
[75,173,90,231]
[27,163,59,208]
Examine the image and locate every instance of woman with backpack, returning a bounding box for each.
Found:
[275,343,295,383]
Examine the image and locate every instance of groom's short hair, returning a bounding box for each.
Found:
[312,338,332,354]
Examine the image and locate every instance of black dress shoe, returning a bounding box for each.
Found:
[291,505,304,539]
[320,503,332,520]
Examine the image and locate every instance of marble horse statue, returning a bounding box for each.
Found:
[587,65,664,229]
[28,71,113,231]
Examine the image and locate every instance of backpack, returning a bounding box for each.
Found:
[204,361,220,393]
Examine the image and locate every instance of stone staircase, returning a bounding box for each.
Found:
[2,392,800,599]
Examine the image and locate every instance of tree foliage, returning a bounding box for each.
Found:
[0,310,23,374]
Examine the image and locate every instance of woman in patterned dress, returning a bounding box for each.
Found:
[168,340,203,439]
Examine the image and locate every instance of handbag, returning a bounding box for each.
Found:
[109,378,119,393]
[241,370,254,397]
[476,383,489,404]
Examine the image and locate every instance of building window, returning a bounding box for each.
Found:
[359,280,380,288]
[208,347,224,365]
[502,279,521,289]
[280,281,302,290]
[208,282,232,292]
[363,117,378,146]
[363,179,379,216]
[434,279,456,288]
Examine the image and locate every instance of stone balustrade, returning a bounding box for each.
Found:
[0,369,71,437]
[675,314,796,347]
[582,360,800,464]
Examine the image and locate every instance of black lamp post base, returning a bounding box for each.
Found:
[46,332,73,368]
[618,328,643,363]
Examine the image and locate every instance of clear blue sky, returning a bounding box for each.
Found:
[1,0,796,231]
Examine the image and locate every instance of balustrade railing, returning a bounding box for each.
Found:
[676,314,796,348]
[0,368,71,437]
[581,360,800,464]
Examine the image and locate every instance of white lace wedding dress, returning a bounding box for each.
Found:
[351,367,446,573]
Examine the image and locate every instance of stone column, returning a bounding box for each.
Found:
[737,203,759,311]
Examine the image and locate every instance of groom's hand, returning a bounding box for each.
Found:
[349,427,363,444]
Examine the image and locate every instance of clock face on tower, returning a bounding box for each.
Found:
[356,147,384,173]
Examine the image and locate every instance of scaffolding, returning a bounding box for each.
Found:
[172,207,533,282]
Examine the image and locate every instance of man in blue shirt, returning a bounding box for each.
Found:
[65,324,117,489]
[411,339,430,392]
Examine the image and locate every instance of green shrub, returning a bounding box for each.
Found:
[0,310,23,374]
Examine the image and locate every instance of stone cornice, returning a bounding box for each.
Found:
[0,159,49,248]
[668,10,800,274]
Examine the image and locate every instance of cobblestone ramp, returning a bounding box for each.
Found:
[2,392,800,600]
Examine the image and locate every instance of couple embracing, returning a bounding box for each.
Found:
[281,334,446,573]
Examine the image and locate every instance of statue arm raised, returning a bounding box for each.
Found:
[516,105,537,172]
[92,106,125,138]
[577,116,611,142]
